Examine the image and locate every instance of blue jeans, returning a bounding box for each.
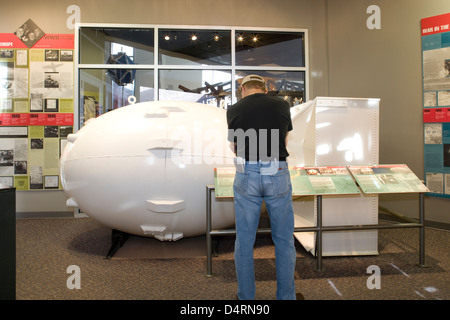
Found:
[233,160,296,300]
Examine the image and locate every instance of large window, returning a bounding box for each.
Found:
[235,30,304,67]
[79,27,154,65]
[158,29,231,66]
[76,24,308,129]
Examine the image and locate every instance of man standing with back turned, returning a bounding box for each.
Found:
[227,75,297,300]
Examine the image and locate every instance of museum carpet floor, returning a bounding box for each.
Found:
[14,215,450,301]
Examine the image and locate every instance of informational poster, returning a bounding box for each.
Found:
[421,13,450,198]
[348,164,429,194]
[0,29,74,191]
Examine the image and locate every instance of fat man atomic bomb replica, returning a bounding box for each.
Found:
[60,100,241,242]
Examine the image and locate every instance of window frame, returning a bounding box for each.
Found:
[75,23,309,131]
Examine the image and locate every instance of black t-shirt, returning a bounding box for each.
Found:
[227,93,293,161]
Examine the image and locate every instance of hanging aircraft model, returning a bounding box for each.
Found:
[178,81,231,108]
[178,79,304,108]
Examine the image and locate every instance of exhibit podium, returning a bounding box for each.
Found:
[209,164,428,274]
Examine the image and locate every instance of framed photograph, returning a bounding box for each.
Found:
[45,50,59,61]
[14,19,45,48]
[44,98,59,112]
[44,175,59,189]
[0,176,13,188]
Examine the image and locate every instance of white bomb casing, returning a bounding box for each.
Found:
[60,101,236,241]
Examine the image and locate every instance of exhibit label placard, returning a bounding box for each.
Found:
[290,166,360,195]
[214,167,235,198]
[348,164,429,194]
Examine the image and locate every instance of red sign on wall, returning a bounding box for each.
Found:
[0,33,74,49]
[0,113,73,126]
[0,33,28,48]
[421,12,450,36]
[33,34,75,49]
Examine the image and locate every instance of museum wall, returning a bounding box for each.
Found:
[326,0,450,224]
[1,0,449,224]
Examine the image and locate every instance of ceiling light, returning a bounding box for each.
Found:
[164,35,170,40]
[214,35,219,41]
[191,35,198,41]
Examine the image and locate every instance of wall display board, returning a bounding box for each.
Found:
[0,31,74,190]
[421,13,450,198]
